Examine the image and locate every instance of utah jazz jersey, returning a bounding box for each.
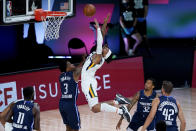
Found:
[156,96,178,131]
[59,71,78,102]
[12,100,34,131]
[81,52,105,79]
[137,90,157,117]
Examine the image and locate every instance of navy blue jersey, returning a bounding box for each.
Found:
[128,90,156,131]
[136,90,157,118]
[156,96,178,131]
[12,100,34,131]
[59,71,80,129]
[59,71,78,102]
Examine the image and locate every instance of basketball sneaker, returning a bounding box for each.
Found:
[120,105,132,123]
[115,94,131,105]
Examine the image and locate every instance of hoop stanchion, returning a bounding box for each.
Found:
[34,9,67,41]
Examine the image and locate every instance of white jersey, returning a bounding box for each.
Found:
[81,52,105,80]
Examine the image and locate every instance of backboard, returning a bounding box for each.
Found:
[0,0,76,25]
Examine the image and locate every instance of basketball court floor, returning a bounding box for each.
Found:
[1,88,195,131]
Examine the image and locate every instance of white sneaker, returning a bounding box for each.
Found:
[128,49,134,56]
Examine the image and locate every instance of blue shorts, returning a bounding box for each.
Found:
[127,112,155,131]
[59,100,81,130]
[121,27,137,38]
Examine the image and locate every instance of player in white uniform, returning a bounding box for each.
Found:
[81,17,131,122]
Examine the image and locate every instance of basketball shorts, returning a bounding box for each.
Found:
[81,77,99,109]
[59,101,81,130]
[127,112,155,131]
[121,27,137,38]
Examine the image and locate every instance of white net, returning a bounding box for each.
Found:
[42,15,66,41]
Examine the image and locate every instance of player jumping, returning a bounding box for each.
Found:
[81,17,131,122]
[141,81,186,131]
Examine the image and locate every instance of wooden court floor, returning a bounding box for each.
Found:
[1,88,196,131]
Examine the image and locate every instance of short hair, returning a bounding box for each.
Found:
[23,86,34,100]
[162,81,173,94]
[146,78,156,86]
[156,121,166,131]
[59,60,67,72]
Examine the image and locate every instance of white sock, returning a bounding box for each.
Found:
[100,103,123,114]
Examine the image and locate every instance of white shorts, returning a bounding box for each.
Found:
[81,77,99,108]
[5,122,13,131]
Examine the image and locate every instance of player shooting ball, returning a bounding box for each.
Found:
[81,14,132,122]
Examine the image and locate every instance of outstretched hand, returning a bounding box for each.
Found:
[103,13,110,25]
[102,13,110,37]
[94,18,99,29]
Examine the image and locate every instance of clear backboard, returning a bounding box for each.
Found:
[0,0,75,25]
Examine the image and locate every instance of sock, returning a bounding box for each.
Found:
[100,103,123,114]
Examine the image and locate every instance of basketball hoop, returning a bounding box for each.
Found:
[34,9,67,41]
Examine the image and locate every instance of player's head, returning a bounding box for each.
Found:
[23,86,34,100]
[102,44,113,63]
[161,81,173,95]
[144,78,156,91]
[59,60,75,72]
[156,120,166,131]
[90,44,113,63]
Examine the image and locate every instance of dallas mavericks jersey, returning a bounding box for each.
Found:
[136,90,157,118]
[12,100,34,131]
[156,96,178,130]
[59,71,78,101]
[81,52,105,79]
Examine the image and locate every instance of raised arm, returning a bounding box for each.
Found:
[73,55,86,82]
[33,103,41,131]
[92,18,103,64]
[177,101,186,131]
[101,13,110,38]
[116,91,140,130]
[141,98,160,131]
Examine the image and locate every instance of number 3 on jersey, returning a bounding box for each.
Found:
[162,108,174,121]
[64,83,68,94]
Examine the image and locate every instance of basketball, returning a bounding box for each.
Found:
[83,4,96,17]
